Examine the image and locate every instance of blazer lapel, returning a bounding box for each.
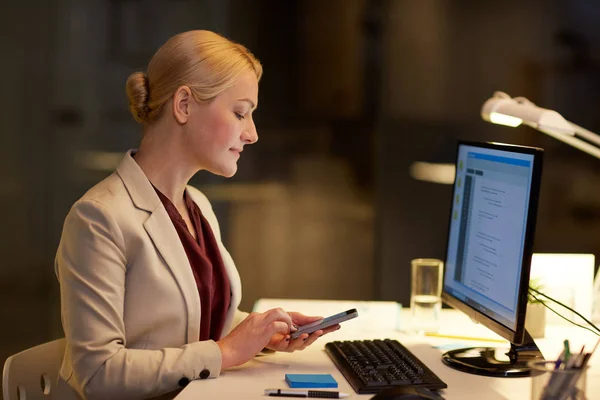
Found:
[116,150,200,343]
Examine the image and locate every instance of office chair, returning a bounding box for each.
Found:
[3,338,65,400]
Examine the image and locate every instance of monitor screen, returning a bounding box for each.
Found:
[441,141,544,377]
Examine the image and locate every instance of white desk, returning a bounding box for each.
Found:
[176,299,600,400]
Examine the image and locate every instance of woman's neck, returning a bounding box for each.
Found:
[133,127,196,210]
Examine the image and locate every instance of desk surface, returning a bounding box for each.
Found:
[176,299,600,400]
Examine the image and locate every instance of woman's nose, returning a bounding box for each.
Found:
[242,120,258,144]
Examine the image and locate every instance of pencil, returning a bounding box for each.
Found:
[424,332,506,343]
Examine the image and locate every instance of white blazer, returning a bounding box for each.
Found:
[55,150,247,400]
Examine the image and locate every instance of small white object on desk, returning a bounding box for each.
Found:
[530,253,595,326]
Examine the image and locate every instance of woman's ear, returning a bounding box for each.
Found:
[172,85,192,124]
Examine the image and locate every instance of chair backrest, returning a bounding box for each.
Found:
[3,338,66,400]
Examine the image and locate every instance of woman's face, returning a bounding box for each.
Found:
[184,70,259,178]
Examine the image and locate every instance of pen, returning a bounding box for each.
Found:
[554,349,565,370]
[424,332,505,343]
[264,389,350,398]
[563,339,571,364]
[567,345,586,369]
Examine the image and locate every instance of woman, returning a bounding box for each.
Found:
[55,30,339,400]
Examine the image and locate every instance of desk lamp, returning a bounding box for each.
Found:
[482,91,600,326]
[481,91,600,160]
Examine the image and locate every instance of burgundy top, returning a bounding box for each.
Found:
[154,188,231,341]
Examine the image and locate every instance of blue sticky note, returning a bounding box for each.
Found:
[285,373,338,388]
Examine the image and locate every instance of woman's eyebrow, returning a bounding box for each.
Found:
[237,98,257,110]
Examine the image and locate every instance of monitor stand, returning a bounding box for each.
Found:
[441,329,544,377]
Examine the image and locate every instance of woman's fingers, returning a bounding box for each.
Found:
[289,311,323,326]
[320,323,340,335]
[270,321,291,335]
[302,330,323,347]
[262,310,344,353]
[263,308,294,332]
[283,330,320,351]
[285,336,309,351]
[218,308,298,368]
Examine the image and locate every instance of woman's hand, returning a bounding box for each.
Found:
[217,308,293,369]
[265,311,341,352]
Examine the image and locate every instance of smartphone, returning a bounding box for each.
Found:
[290,308,358,339]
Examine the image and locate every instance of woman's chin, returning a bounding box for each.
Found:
[211,164,237,178]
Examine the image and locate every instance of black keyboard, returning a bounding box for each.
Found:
[324,339,448,394]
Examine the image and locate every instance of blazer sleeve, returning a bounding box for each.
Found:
[56,199,222,400]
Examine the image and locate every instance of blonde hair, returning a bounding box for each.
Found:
[125,30,262,124]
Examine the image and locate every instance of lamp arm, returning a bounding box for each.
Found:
[541,124,600,161]
[570,122,600,147]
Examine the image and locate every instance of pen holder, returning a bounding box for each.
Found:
[529,360,588,400]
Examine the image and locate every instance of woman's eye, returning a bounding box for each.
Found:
[235,112,245,120]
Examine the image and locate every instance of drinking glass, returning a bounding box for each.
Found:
[410,258,443,333]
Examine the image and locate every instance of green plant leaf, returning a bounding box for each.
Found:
[528,278,546,304]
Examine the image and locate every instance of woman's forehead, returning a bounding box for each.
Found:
[221,71,258,103]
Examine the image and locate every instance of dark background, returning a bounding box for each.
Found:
[2,1,600,397]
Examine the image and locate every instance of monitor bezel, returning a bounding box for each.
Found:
[441,140,544,345]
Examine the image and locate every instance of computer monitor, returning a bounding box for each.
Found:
[441,140,544,377]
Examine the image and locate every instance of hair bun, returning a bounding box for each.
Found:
[126,71,151,123]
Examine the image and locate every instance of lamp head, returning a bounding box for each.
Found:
[481,91,575,136]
